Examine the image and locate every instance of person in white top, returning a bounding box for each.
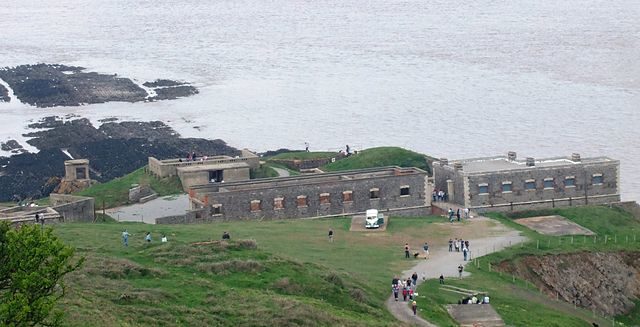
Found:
[161,234,168,243]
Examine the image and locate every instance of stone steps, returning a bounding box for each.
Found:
[446,304,505,327]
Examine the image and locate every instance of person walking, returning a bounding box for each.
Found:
[145,232,152,243]
[464,207,470,219]
[463,247,469,261]
[411,272,418,288]
[439,274,445,284]
[448,208,454,222]
[422,242,429,259]
[448,238,453,252]
[122,229,130,247]
[404,243,411,259]
[328,228,334,242]
[456,208,461,222]
[392,284,399,301]
[458,264,464,278]
[412,300,417,316]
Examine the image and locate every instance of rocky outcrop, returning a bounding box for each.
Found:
[496,252,640,316]
[0,64,198,107]
[0,83,9,102]
[0,140,26,154]
[0,117,240,201]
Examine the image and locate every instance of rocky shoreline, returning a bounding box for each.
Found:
[0,64,198,107]
[0,117,239,201]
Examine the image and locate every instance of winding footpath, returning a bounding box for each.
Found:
[385,213,527,326]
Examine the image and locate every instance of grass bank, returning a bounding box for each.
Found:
[321,147,431,174]
[76,167,183,208]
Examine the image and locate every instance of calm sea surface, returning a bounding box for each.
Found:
[0,0,638,200]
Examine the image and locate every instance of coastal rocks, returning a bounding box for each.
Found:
[0,83,8,102]
[0,140,26,154]
[0,64,198,107]
[496,251,640,317]
[0,117,239,201]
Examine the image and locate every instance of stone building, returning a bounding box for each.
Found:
[64,159,90,181]
[433,152,620,212]
[167,166,431,223]
[148,149,259,191]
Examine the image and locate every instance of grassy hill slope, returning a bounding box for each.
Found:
[321,147,431,174]
[76,167,183,208]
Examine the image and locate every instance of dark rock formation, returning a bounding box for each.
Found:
[1,140,26,154]
[143,79,185,88]
[0,117,240,201]
[0,83,9,102]
[496,251,640,316]
[0,64,198,107]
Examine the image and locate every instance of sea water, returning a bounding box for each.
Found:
[0,0,638,200]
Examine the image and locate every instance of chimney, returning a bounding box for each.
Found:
[453,162,463,171]
[571,153,581,162]
[507,151,517,161]
[526,157,535,167]
[439,158,448,166]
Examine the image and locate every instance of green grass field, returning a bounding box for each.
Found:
[76,167,183,209]
[321,147,431,174]
[416,205,640,327]
[54,215,458,326]
[47,205,640,326]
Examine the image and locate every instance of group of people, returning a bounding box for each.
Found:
[121,230,169,246]
[403,242,430,259]
[391,274,419,315]
[459,294,490,305]
[432,189,448,202]
[449,238,471,261]
[447,207,470,222]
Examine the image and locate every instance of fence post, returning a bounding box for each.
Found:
[615,235,617,243]
[571,236,574,244]
[488,263,491,272]
[594,235,597,243]
[537,240,539,249]
[605,235,608,244]
[512,275,515,283]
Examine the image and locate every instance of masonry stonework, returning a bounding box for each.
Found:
[185,167,430,221]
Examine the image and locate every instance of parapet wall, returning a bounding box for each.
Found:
[50,194,95,222]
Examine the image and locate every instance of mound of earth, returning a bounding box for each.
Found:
[0,117,240,201]
[496,251,640,316]
[0,64,197,107]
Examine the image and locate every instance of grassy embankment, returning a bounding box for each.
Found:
[321,147,431,174]
[416,205,640,327]
[75,167,183,209]
[55,215,460,326]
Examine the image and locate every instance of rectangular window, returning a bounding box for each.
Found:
[478,183,488,194]
[369,188,380,199]
[319,193,331,205]
[525,179,536,190]
[502,182,512,193]
[274,197,284,210]
[342,191,353,202]
[75,167,86,179]
[592,174,603,185]
[564,176,576,187]
[543,178,554,189]
[250,200,261,212]
[209,170,223,183]
[296,195,308,207]
[400,186,410,196]
[211,204,222,215]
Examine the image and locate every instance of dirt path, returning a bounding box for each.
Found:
[385,215,527,326]
[271,167,290,177]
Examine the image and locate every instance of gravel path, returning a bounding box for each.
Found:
[271,167,290,177]
[385,216,527,326]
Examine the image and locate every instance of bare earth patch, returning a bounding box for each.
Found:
[515,215,595,236]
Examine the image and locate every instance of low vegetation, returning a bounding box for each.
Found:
[76,167,183,208]
[321,147,431,174]
[266,151,338,160]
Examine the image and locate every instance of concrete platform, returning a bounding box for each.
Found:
[515,215,595,236]
[446,304,505,327]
